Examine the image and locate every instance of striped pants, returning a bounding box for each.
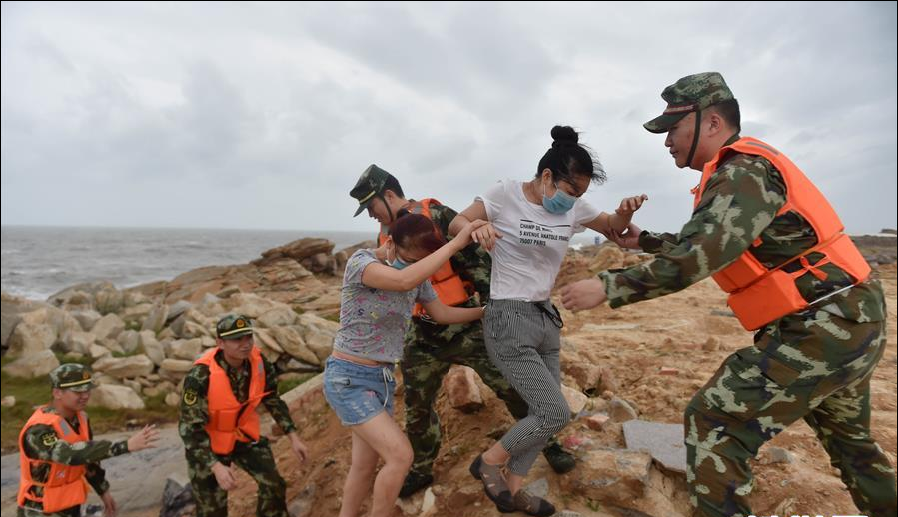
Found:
[483,299,570,476]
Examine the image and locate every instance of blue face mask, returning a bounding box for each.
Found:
[387,256,410,270]
[386,245,412,270]
[542,182,577,214]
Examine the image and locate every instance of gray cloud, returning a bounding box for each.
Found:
[2,1,896,233]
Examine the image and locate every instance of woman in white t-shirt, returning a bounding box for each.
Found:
[449,125,647,516]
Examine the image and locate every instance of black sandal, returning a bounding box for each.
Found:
[468,454,514,512]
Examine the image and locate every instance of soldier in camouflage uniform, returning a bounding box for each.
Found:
[561,72,897,517]
[179,314,309,517]
[350,165,576,497]
[17,363,159,517]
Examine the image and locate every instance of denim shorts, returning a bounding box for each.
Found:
[323,356,396,426]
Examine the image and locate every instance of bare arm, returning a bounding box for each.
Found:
[582,194,648,236]
[448,200,488,236]
[422,299,484,325]
[361,219,487,291]
[450,200,502,251]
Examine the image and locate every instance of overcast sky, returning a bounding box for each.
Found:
[2,1,896,235]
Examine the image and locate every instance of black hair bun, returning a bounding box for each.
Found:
[550,125,578,148]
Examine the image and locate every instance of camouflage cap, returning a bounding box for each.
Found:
[216,314,254,340]
[644,72,735,134]
[349,164,393,217]
[49,363,94,392]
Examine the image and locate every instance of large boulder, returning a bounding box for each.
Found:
[271,327,319,366]
[559,449,689,516]
[142,304,170,334]
[2,349,60,378]
[256,307,298,328]
[6,322,57,356]
[169,339,203,361]
[65,331,97,355]
[48,281,115,310]
[297,313,337,362]
[88,384,145,410]
[70,310,102,332]
[141,331,165,366]
[160,358,194,374]
[92,313,125,342]
[94,288,125,315]
[117,330,142,355]
[91,355,155,379]
[253,238,334,267]
[121,303,155,328]
[229,293,283,319]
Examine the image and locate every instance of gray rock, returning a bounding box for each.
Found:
[7,322,56,356]
[142,304,169,334]
[94,288,124,315]
[117,330,141,354]
[92,355,154,379]
[623,420,687,473]
[166,300,193,323]
[71,310,102,332]
[763,446,794,464]
[2,349,59,378]
[92,313,125,341]
[88,384,145,410]
[160,473,195,517]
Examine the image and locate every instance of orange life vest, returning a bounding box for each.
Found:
[194,347,269,455]
[18,407,90,513]
[695,136,870,330]
[379,198,473,317]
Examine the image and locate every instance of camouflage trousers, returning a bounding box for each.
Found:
[402,318,561,476]
[685,310,897,517]
[187,437,288,517]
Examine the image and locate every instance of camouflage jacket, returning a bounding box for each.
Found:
[379,200,493,313]
[178,348,296,470]
[600,135,885,324]
[20,405,129,506]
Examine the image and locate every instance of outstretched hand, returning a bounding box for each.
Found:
[560,278,608,312]
[126,424,159,452]
[615,194,648,216]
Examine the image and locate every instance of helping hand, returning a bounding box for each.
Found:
[126,424,159,452]
[608,222,643,250]
[456,219,497,250]
[469,221,502,252]
[560,278,608,312]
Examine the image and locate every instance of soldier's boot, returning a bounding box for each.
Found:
[542,441,575,474]
[399,470,434,498]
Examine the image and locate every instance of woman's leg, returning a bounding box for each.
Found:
[351,411,414,517]
[338,431,381,517]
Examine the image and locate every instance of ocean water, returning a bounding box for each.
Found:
[1,226,373,301]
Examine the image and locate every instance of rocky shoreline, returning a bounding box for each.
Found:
[1,232,895,517]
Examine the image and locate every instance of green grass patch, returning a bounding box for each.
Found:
[1,356,178,453]
[277,373,316,396]
[55,352,93,366]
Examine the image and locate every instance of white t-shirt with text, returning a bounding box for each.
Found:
[478,179,601,301]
